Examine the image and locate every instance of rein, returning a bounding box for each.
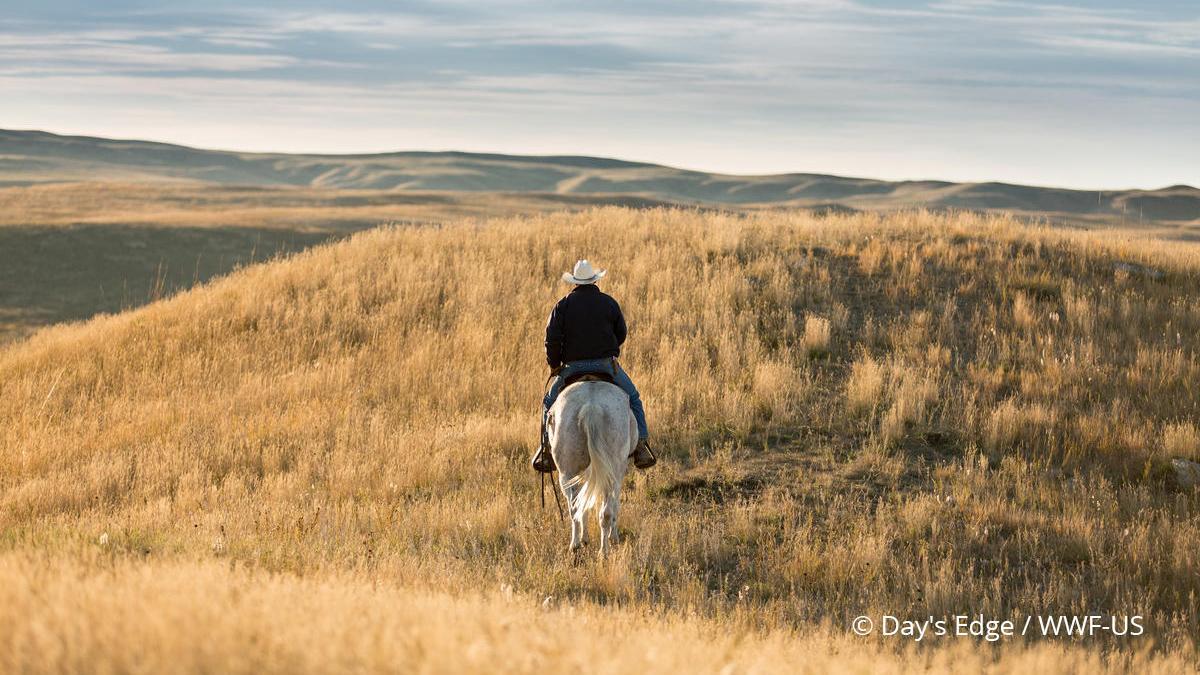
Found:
[540,370,565,522]
[540,472,564,522]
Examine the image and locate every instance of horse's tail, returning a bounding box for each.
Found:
[569,400,620,521]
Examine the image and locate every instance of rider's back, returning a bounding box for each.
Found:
[544,284,627,367]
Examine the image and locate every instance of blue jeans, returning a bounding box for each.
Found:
[543,358,649,440]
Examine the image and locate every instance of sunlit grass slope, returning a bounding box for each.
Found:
[2,207,1199,670]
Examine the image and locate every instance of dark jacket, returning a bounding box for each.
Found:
[545,284,627,368]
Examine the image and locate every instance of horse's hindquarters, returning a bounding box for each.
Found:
[548,381,634,553]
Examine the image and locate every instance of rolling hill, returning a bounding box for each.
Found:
[2,208,1198,671]
[3,129,1197,223]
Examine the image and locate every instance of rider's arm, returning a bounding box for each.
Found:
[612,298,627,346]
[545,300,566,368]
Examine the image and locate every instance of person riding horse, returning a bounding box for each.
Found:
[531,259,656,473]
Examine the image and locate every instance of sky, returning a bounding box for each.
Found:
[2,0,1197,189]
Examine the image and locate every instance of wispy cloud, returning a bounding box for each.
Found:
[1,1,1197,188]
[922,0,1200,55]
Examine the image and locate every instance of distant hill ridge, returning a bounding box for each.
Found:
[1,129,1196,222]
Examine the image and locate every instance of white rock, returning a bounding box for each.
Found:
[1172,459,1200,489]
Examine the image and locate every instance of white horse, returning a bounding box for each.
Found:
[548,377,636,554]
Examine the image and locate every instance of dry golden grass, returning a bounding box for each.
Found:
[845,353,886,416]
[802,315,832,357]
[1162,422,1200,461]
[0,555,1193,674]
[3,207,1200,670]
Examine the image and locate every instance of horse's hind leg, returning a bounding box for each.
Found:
[599,489,619,554]
[609,485,621,546]
[559,477,585,552]
[575,488,589,549]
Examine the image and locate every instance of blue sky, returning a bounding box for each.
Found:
[2,0,1196,188]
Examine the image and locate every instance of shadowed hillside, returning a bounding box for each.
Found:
[4,129,1197,222]
[3,208,1199,671]
[0,182,684,343]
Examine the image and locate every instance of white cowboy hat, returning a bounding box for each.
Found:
[562,259,606,285]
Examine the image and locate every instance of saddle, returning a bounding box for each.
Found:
[563,371,615,387]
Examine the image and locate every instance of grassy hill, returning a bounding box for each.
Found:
[4,129,1197,347]
[2,208,1198,671]
[4,129,1198,222]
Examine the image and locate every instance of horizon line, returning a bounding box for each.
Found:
[4,126,1194,195]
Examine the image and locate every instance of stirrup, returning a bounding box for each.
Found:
[532,446,556,473]
[531,425,555,473]
[631,440,657,469]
